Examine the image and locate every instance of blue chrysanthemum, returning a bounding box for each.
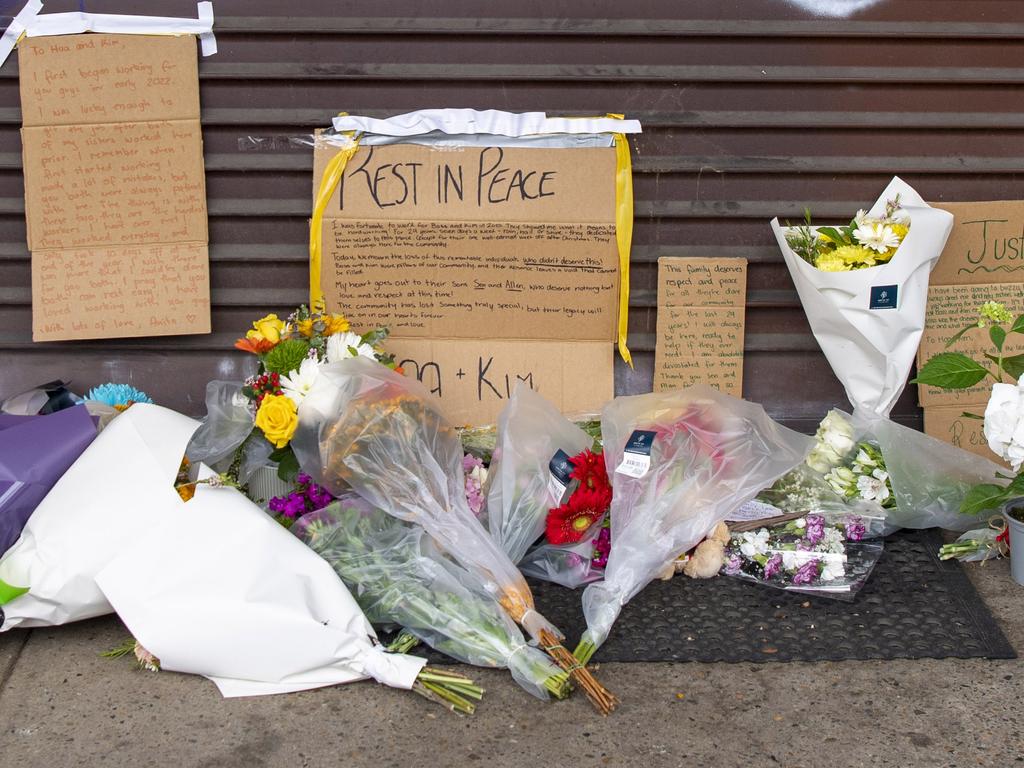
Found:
[84,383,153,407]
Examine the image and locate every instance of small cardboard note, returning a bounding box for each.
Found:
[19,33,210,341]
[314,139,621,423]
[922,407,1007,465]
[653,257,747,396]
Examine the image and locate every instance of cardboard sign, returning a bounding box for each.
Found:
[653,257,747,396]
[20,34,210,341]
[923,407,1008,467]
[315,140,620,423]
[388,338,613,426]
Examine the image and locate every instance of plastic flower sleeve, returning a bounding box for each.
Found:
[293,497,568,700]
[292,357,558,641]
[484,384,599,584]
[96,482,425,698]
[576,385,813,660]
[184,381,255,471]
[292,357,618,712]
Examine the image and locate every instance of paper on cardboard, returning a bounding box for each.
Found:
[915,201,1024,451]
[387,338,613,426]
[19,33,210,342]
[315,138,622,423]
[653,257,746,396]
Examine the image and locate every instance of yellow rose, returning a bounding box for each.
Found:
[250,314,285,344]
[255,394,298,448]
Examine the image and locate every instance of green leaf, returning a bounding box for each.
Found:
[960,483,1010,516]
[360,326,391,348]
[911,353,990,389]
[985,352,1024,380]
[1012,314,1024,335]
[275,447,300,483]
[816,226,848,246]
[1005,473,1024,498]
[944,323,977,349]
[960,411,984,420]
[262,339,311,375]
[991,325,1007,352]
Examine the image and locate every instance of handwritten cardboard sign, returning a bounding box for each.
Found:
[20,33,210,341]
[653,257,747,396]
[314,140,620,423]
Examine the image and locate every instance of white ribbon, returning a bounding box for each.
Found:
[0,0,42,67]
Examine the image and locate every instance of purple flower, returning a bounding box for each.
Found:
[591,526,612,568]
[791,559,821,585]
[268,495,287,513]
[723,553,742,576]
[804,514,825,546]
[763,553,783,580]
[296,472,312,486]
[844,517,866,541]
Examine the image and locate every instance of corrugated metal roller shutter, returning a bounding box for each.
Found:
[2,0,1022,428]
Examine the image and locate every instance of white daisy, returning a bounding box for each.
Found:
[326,331,376,364]
[853,221,901,254]
[280,357,323,407]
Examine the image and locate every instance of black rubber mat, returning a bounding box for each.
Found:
[413,529,1015,664]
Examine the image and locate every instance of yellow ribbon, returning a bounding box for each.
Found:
[611,123,634,367]
[309,130,359,309]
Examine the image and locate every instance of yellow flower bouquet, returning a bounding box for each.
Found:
[785,196,910,272]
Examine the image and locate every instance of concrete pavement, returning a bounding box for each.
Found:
[0,559,1020,767]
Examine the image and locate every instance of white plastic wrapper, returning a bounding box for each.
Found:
[771,177,1005,530]
[294,496,566,700]
[97,482,425,698]
[291,357,562,643]
[578,386,813,656]
[0,404,197,631]
[770,177,953,420]
[484,384,603,587]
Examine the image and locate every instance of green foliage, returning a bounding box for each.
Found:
[986,352,1024,380]
[990,325,1007,352]
[911,353,990,389]
[262,339,310,375]
[269,445,300,482]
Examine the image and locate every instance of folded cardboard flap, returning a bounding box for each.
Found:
[387,338,613,426]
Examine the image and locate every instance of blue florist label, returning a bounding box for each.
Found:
[869,284,898,310]
[615,429,657,478]
[547,448,575,504]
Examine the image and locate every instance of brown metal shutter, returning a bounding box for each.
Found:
[2,0,1022,428]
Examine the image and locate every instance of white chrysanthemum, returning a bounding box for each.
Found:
[984,381,1024,470]
[853,221,902,253]
[326,331,376,364]
[280,357,323,407]
[854,209,869,226]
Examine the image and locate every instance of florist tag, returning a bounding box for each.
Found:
[869,284,899,310]
[548,448,575,505]
[615,430,657,479]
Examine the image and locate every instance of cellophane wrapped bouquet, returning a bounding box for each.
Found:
[722,510,886,599]
[291,356,617,713]
[294,495,569,701]
[484,384,610,588]
[574,385,813,664]
[770,177,1004,531]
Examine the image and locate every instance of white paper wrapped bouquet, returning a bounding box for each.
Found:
[771,177,1006,531]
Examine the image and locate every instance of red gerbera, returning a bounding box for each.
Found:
[569,449,611,494]
[546,486,611,545]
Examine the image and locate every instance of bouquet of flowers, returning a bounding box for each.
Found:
[95,480,481,713]
[292,356,617,714]
[722,512,884,599]
[484,384,611,588]
[784,197,910,272]
[771,177,1005,531]
[186,303,397,486]
[294,495,570,702]
[573,385,812,664]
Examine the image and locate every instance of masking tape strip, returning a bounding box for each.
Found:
[309,135,360,309]
[18,1,216,56]
[0,0,43,67]
[333,109,642,138]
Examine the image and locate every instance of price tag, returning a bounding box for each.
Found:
[548,448,574,505]
[615,429,657,478]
